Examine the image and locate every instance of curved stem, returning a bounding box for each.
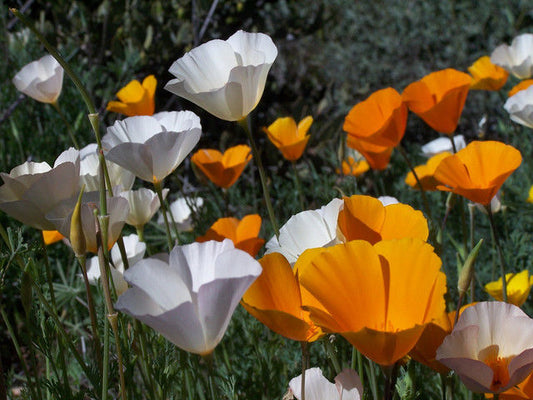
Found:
[238,117,280,238]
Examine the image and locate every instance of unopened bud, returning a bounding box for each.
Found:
[70,186,86,257]
[458,239,483,295]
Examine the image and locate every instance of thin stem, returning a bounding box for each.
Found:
[382,363,399,400]
[323,336,341,374]
[366,359,378,400]
[51,101,80,149]
[397,144,433,223]
[486,206,508,302]
[300,342,308,400]
[154,181,173,251]
[102,309,110,400]
[239,117,280,238]
[134,321,160,400]
[468,204,476,302]
[292,161,305,211]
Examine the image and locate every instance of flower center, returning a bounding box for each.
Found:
[480,345,511,392]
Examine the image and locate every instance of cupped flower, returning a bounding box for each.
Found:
[485,270,533,307]
[337,195,429,244]
[158,196,204,232]
[79,143,135,192]
[0,148,80,230]
[338,149,370,176]
[508,79,533,97]
[402,69,472,134]
[344,87,407,148]
[196,214,264,257]
[436,301,533,393]
[299,238,447,366]
[47,192,129,254]
[115,239,262,355]
[265,197,343,264]
[346,138,393,171]
[13,54,63,104]
[421,135,466,157]
[165,30,278,121]
[468,56,509,91]
[103,111,202,184]
[405,152,452,191]
[491,33,533,79]
[119,188,167,229]
[433,141,522,205]
[191,145,251,188]
[241,252,322,342]
[263,116,312,161]
[107,75,156,116]
[86,234,146,295]
[504,85,533,129]
[288,368,363,400]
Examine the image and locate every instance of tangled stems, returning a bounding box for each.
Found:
[238,117,280,238]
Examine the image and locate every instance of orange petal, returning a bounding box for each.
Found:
[468,56,509,91]
[338,195,385,244]
[42,230,65,245]
[379,204,429,241]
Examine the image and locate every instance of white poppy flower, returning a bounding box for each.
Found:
[79,143,135,192]
[103,111,202,183]
[119,187,168,228]
[13,54,64,104]
[165,30,278,121]
[86,233,146,296]
[115,239,262,355]
[378,196,399,206]
[289,368,362,400]
[158,196,204,232]
[491,33,533,79]
[0,148,79,230]
[265,198,343,264]
[421,135,466,157]
[504,85,533,129]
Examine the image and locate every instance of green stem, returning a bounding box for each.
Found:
[486,206,508,302]
[238,117,280,238]
[382,363,399,400]
[323,336,341,374]
[51,101,80,149]
[154,181,173,251]
[102,309,110,400]
[366,359,378,400]
[136,226,145,243]
[164,198,182,245]
[300,342,308,400]
[292,161,305,211]
[134,321,160,400]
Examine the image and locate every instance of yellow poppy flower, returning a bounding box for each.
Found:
[298,238,446,366]
[196,214,264,257]
[263,116,312,161]
[191,145,252,188]
[241,252,323,342]
[468,56,509,91]
[405,152,452,191]
[107,75,156,116]
[485,270,533,307]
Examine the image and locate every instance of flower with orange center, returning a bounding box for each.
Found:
[191,145,252,188]
[468,56,509,91]
[346,138,393,171]
[241,252,323,342]
[338,156,370,176]
[485,372,533,399]
[263,116,312,161]
[42,230,65,245]
[107,75,156,116]
[433,141,522,205]
[196,214,264,257]
[405,152,452,191]
[402,68,472,134]
[337,195,429,244]
[298,238,447,366]
[509,79,533,97]
[344,87,407,148]
[437,301,533,394]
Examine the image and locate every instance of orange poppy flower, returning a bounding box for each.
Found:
[344,87,408,148]
[468,56,509,91]
[107,75,156,116]
[402,68,472,134]
[42,230,65,245]
[241,252,323,342]
[346,138,393,171]
[337,195,429,244]
[298,238,447,366]
[405,152,452,191]
[338,156,370,176]
[508,79,533,97]
[196,214,264,257]
[263,116,312,161]
[433,141,522,205]
[191,145,252,188]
